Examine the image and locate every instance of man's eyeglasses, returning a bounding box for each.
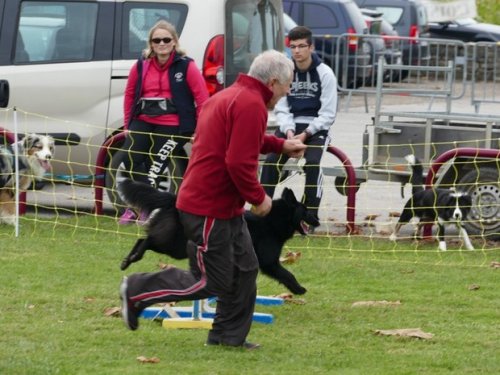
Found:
[289,44,310,50]
[151,37,173,44]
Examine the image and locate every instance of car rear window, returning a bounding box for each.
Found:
[373,6,404,26]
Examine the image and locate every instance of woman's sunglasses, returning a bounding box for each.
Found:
[151,37,173,44]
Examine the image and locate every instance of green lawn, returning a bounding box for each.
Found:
[0,216,498,374]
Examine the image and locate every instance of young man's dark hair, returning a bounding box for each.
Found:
[288,26,313,45]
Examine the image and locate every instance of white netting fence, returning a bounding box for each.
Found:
[0,103,499,270]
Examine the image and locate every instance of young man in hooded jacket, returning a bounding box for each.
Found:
[260,26,337,231]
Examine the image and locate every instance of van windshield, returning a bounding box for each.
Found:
[225,0,284,86]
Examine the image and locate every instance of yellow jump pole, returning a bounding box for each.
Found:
[162,300,213,329]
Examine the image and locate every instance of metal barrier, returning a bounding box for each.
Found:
[321,35,500,114]
[374,59,456,119]
[332,35,466,93]
[470,42,500,112]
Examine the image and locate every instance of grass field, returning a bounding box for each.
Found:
[0,216,498,374]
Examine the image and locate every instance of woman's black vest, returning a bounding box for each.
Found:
[132,52,197,135]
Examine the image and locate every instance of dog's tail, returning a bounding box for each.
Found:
[405,154,424,195]
[118,179,176,214]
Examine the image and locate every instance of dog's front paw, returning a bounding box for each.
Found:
[389,233,397,242]
[120,258,131,271]
[290,285,307,295]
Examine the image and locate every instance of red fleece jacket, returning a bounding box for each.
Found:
[176,74,285,219]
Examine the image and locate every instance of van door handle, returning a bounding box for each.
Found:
[0,80,9,108]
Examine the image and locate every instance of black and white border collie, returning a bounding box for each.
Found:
[390,154,474,251]
[0,134,54,225]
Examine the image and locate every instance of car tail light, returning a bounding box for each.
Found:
[347,27,358,52]
[202,34,224,96]
[409,24,419,44]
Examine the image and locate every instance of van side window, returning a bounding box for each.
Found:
[122,3,188,59]
[15,1,98,63]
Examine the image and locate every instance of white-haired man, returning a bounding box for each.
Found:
[120,50,306,349]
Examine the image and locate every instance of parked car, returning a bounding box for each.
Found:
[429,18,500,43]
[283,0,372,89]
[354,0,430,70]
[0,0,286,207]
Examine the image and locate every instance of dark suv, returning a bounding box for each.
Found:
[354,0,430,67]
[283,0,372,89]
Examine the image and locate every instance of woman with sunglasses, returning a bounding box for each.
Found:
[119,20,209,224]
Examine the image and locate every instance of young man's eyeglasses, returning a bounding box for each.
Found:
[289,44,310,50]
[151,37,173,44]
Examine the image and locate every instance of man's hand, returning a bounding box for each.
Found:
[282,139,306,158]
[293,131,308,143]
[251,195,272,217]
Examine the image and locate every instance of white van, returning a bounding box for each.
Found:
[0,0,285,201]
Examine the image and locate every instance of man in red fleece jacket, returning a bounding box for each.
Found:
[120,50,306,350]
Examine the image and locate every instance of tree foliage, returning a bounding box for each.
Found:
[477,0,500,25]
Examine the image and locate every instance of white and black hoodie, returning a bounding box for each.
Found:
[275,53,337,136]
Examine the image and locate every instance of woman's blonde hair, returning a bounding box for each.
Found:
[143,20,186,58]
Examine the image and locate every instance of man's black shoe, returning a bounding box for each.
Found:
[120,276,140,331]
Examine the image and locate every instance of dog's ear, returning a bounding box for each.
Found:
[281,187,298,203]
[22,134,38,150]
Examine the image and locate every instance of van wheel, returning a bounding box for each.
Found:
[104,149,181,215]
[458,167,500,240]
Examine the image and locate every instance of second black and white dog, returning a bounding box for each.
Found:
[389,154,474,251]
[118,179,320,294]
[0,134,54,225]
